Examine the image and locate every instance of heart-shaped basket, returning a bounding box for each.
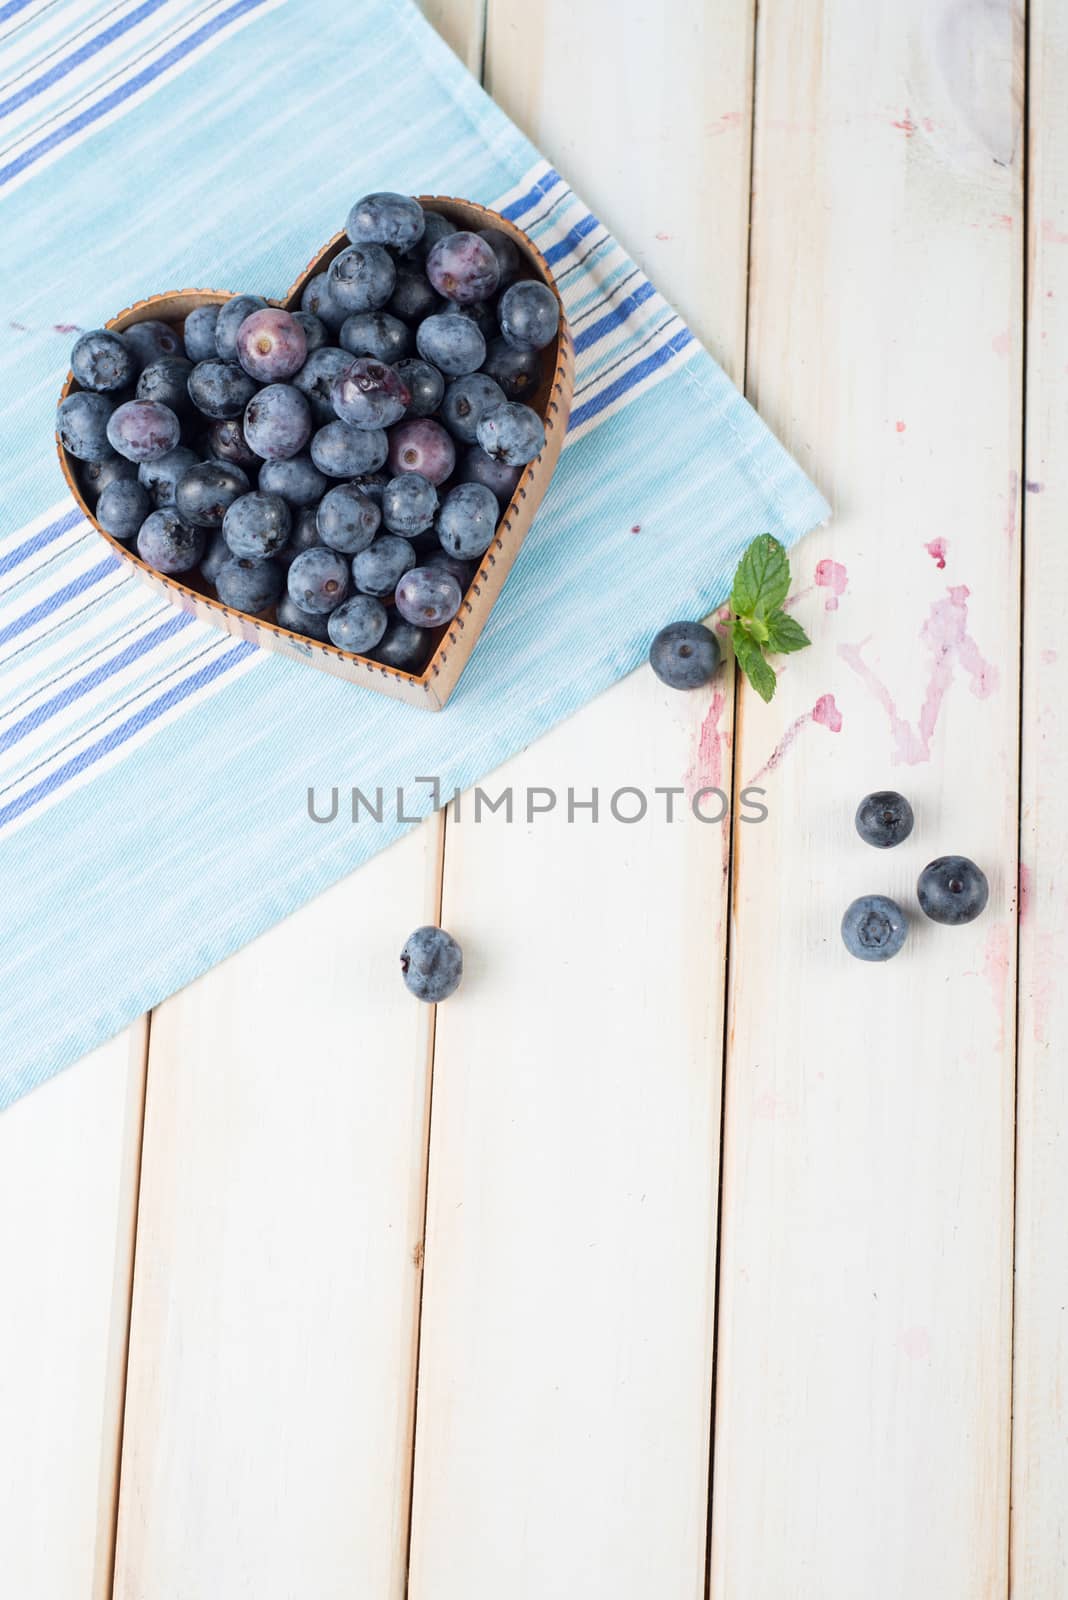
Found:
[57,197,574,711]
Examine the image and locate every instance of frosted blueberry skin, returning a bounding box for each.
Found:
[327,594,389,654]
[424,547,477,588]
[182,305,220,362]
[475,401,545,467]
[372,616,429,671]
[498,279,560,351]
[215,555,284,613]
[400,925,463,1002]
[436,481,499,558]
[407,210,456,261]
[287,546,350,615]
[275,506,322,570]
[188,359,258,420]
[426,231,501,304]
[293,346,353,424]
[235,307,307,382]
[331,358,410,430]
[917,856,989,925]
[276,591,332,641]
[292,311,328,354]
[352,534,416,598]
[346,191,425,251]
[222,490,291,557]
[200,531,232,586]
[386,418,455,484]
[339,311,412,365]
[214,295,267,361]
[649,622,721,690]
[96,478,150,541]
[136,357,194,416]
[855,791,915,849]
[316,483,381,555]
[328,243,396,314]
[301,272,347,333]
[416,312,485,377]
[57,391,115,461]
[388,265,443,325]
[243,383,312,461]
[258,454,329,510]
[310,421,389,478]
[139,446,198,508]
[136,509,204,574]
[382,473,438,538]
[477,226,521,287]
[348,471,389,505]
[202,417,260,470]
[481,336,542,401]
[459,443,522,503]
[841,895,908,961]
[175,460,250,528]
[71,329,136,393]
[395,565,462,628]
[394,359,446,419]
[107,399,181,463]
[80,454,137,504]
[123,319,184,369]
[440,373,506,444]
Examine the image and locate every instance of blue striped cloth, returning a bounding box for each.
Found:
[0,0,829,1109]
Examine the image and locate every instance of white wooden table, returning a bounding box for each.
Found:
[2,1,1064,1594]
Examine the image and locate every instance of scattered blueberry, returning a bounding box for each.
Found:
[389,265,443,325]
[436,480,499,557]
[917,856,989,925]
[426,231,500,304]
[352,533,416,597]
[243,383,311,460]
[277,590,332,640]
[215,555,284,613]
[188,359,258,420]
[275,506,322,569]
[386,417,455,483]
[340,310,412,364]
[382,472,438,537]
[123,319,184,368]
[331,357,410,430]
[316,483,381,553]
[498,279,560,350]
[287,546,350,614]
[310,420,389,478]
[416,311,486,376]
[855,791,915,849]
[292,346,353,423]
[182,304,220,362]
[372,616,429,671]
[410,210,456,260]
[328,243,396,314]
[222,490,291,557]
[395,565,462,627]
[96,478,150,541]
[475,400,545,466]
[200,531,232,586]
[258,453,329,509]
[394,358,446,418]
[440,373,506,444]
[136,509,204,574]
[400,925,463,1001]
[235,307,307,382]
[300,272,346,332]
[138,445,199,508]
[80,454,137,503]
[57,391,115,461]
[71,329,135,392]
[346,191,425,251]
[215,295,268,360]
[292,310,328,354]
[649,621,722,689]
[327,593,389,653]
[459,443,521,503]
[175,460,250,527]
[477,226,520,286]
[841,895,908,962]
[106,399,181,462]
[481,336,542,400]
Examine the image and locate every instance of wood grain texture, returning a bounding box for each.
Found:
[1011,0,1068,1587]
[0,1026,146,1600]
[407,5,753,1592]
[111,821,444,1600]
[418,0,486,74]
[710,1,1022,1595]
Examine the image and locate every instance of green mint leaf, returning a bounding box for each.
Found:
[730,534,791,620]
[763,608,811,654]
[741,615,770,645]
[732,621,778,702]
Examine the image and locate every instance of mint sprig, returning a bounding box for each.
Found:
[728,535,810,702]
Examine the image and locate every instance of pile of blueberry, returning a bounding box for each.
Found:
[842,790,989,961]
[56,192,559,674]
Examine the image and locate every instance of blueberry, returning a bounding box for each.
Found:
[258,453,329,509]
[841,895,908,962]
[287,546,350,614]
[136,357,194,415]
[416,311,486,377]
[316,483,381,553]
[424,547,477,588]
[327,594,389,653]
[477,226,521,286]
[331,357,410,430]
[459,443,522,503]
[188,359,258,420]
[215,555,284,613]
[372,616,429,671]
[394,358,445,418]
[387,418,455,484]
[57,391,115,461]
[476,401,545,466]
[136,509,204,574]
[436,480,499,558]
[855,791,915,849]
[395,565,462,627]
[426,231,500,304]
[346,191,425,251]
[293,346,353,423]
[400,925,463,1002]
[328,244,396,314]
[275,506,322,569]
[138,445,198,508]
[222,490,291,557]
[649,622,721,689]
[277,591,332,641]
[182,304,220,362]
[454,299,499,341]
[71,328,135,392]
[352,534,416,597]
[382,472,438,537]
[235,307,307,382]
[215,294,267,360]
[348,471,389,505]
[440,373,506,443]
[917,856,989,925]
[106,399,181,463]
[388,265,443,325]
[200,531,232,586]
[481,336,542,401]
[292,310,328,353]
[498,279,560,351]
[203,416,261,469]
[408,210,455,261]
[80,454,137,503]
[310,420,388,478]
[96,478,150,541]
[301,272,346,332]
[340,310,412,364]
[175,460,250,527]
[243,383,311,461]
[123,319,184,369]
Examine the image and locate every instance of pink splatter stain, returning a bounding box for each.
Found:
[1018,862,1033,924]
[53,322,81,334]
[655,232,672,241]
[815,558,848,610]
[891,110,917,136]
[1005,469,1020,542]
[684,690,728,799]
[992,213,1014,230]
[991,329,1011,356]
[747,694,842,783]
[983,923,1012,1048]
[895,420,906,433]
[1042,218,1068,244]
[1041,648,1058,664]
[1026,480,1044,494]
[839,585,997,764]
[899,1327,932,1361]
[925,537,947,569]
[630,523,641,534]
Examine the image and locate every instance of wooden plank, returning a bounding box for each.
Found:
[710,1,1022,1595]
[111,820,444,1600]
[407,4,753,1593]
[0,1026,147,1600]
[1011,0,1068,1587]
[418,0,486,75]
